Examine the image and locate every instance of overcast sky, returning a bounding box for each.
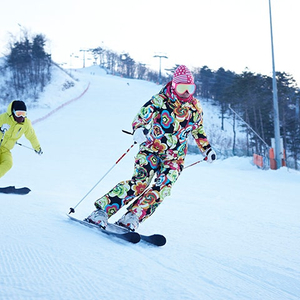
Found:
[1,0,300,85]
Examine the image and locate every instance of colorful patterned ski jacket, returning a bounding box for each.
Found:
[132,82,211,162]
[0,101,40,151]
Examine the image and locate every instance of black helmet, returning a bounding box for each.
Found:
[12,100,27,112]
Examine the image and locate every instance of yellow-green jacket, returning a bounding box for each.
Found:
[0,101,40,151]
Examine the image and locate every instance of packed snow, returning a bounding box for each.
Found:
[0,65,299,300]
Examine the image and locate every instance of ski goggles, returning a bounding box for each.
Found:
[173,83,196,95]
[13,110,27,118]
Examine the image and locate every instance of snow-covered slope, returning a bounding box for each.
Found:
[0,66,299,300]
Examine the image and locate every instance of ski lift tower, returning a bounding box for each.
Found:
[154,54,168,84]
[268,0,281,169]
[80,49,89,68]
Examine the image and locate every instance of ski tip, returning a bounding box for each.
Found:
[23,187,31,194]
[152,234,167,246]
[140,234,167,246]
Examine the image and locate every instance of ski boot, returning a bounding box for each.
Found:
[116,212,139,231]
[84,209,108,228]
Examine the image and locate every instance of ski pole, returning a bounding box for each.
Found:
[69,142,137,214]
[184,157,207,169]
[16,142,35,151]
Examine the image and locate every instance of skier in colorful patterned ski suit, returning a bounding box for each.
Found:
[86,65,216,230]
[0,100,43,179]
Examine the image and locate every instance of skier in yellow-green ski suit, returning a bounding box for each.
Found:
[0,100,43,179]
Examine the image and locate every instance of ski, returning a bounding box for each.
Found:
[109,223,167,247]
[67,215,166,246]
[0,186,31,195]
[67,214,140,244]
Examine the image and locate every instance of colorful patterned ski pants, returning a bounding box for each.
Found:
[95,148,184,223]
